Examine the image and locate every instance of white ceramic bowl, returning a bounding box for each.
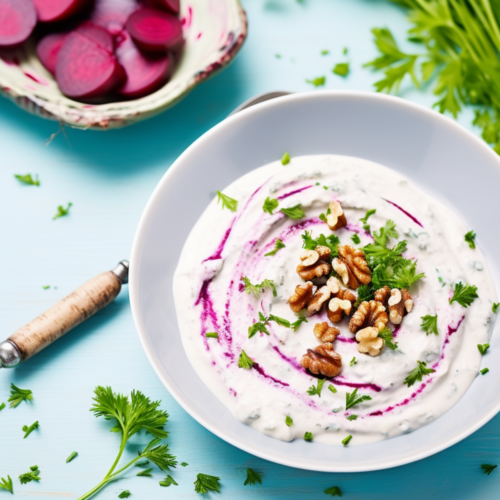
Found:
[0,0,246,130]
[129,91,500,472]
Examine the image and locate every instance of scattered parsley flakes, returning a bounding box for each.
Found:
[355,284,374,308]
[244,468,262,486]
[263,197,279,215]
[307,379,326,397]
[321,49,330,55]
[281,152,290,165]
[241,277,277,297]
[238,350,254,369]
[216,191,238,212]
[359,209,376,233]
[285,416,293,426]
[268,314,290,328]
[478,344,490,355]
[480,368,489,375]
[22,421,39,439]
[306,76,326,87]
[0,476,13,494]
[181,462,188,467]
[248,313,270,338]
[53,202,72,220]
[304,432,313,442]
[319,212,328,223]
[265,238,286,257]
[482,464,497,475]
[465,230,476,249]
[378,327,399,350]
[136,468,153,477]
[66,451,78,463]
[351,233,361,245]
[343,47,348,55]
[159,475,178,487]
[420,315,439,336]
[280,204,305,219]
[493,303,499,313]
[325,485,342,497]
[194,473,221,494]
[205,332,218,339]
[347,415,358,421]
[118,491,131,498]
[342,435,352,446]
[450,282,479,307]
[328,384,337,394]
[333,62,349,77]
[15,173,39,186]
[19,466,40,485]
[42,285,50,290]
[291,315,308,331]
[345,389,372,410]
[8,383,33,408]
[404,361,435,387]
[0,403,5,411]
[349,357,357,366]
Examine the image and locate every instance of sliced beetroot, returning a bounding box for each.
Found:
[116,32,173,98]
[36,33,66,74]
[76,21,114,52]
[147,0,179,15]
[125,7,183,54]
[55,30,125,99]
[0,0,37,48]
[33,0,88,23]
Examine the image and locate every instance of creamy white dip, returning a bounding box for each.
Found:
[173,155,496,445]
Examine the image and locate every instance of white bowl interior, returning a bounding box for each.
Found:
[130,91,500,472]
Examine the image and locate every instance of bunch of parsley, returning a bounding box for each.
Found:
[366,0,500,153]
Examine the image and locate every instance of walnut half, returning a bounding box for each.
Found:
[307,285,331,314]
[349,300,388,333]
[301,343,342,378]
[325,201,347,231]
[356,327,383,357]
[288,282,313,312]
[297,249,331,281]
[313,322,340,343]
[388,288,414,324]
[332,245,371,289]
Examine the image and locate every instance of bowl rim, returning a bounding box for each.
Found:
[129,90,500,472]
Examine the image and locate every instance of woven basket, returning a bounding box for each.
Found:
[0,0,247,130]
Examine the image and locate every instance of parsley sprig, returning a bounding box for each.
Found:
[482,464,497,475]
[242,277,277,297]
[280,204,305,219]
[22,421,39,439]
[159,475,178,487]
[378,327,399,351]
[450,282,479,307]
[194,473,221,494]
[265,239,285,256]
[263,197,279,215]
[8,383,33,408]
[302,230,340,256]
[345,389,372,410]
[404,361,435,387]
[325,485,342,497]
[19,466,40,485]
[53,202,72,220]
[478,344,490,355]
[465,230,476,249]
[0,476,13,494]
[421,315,439,336]
[244,468,262,486]
[307,379,326,397]
[15,173,39,186]
[238,350,254,369]
[216,191,238,212]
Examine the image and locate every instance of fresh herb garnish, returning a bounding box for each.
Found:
[319,213,328,223]
[347,415,358,421]
[420,315,439,336]
[307,379,326,397]
[136,468,153,477]
[15,173,40,186]
[263,197,279,215]
[302,230,340,256]
[306,76,326,87]
[342,435,352,446]
[373,220,398,248]
[291,315,308,331]
[493,303,499,313]
[482,464,497,475]
[404,361,435,387]
[324,485,342,497]
[181,462,188,467]
[328,384,337,394]
[480,368,489,375]
[321,50,330,55]
[244,468,262,486]
[238,350,254,369]
[265,239,286,256]
[53,202,72,220]
[349,357,357,366]
[378,327,399,350]
[351,233,361,245]
[478,344,490,355]
[281,152,290,165]
[354,284,375,308]
[118,491,131,498]
[205,332,218,339]
[0,402,5,411]
[19,466,40,485]
[194,473,221,494]
[285,416,293,427]
[66,452,78,463]
[241,277,277,297]
[42,285,50,289]
[280,204,305,219]
[333,62,349,77]
[359,209,376,232]
[345,389,372,410]
[0,476,13,494]
[304,432,313,441]
[450,282,479,307]
[135,460,150,467]
[159,475,178,487]
[248,313,270,338]
[22,421,39,439]
[8,383,33,408]
[465,230,477,249]
[216,191,238,212]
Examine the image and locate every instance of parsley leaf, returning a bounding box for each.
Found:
[291,315,308,331]
[306,76,326,87]
[304,432,313,441]
[371,257,425,290]
[0,403,5,411]
[421,315,439,336]
[216,191,238,212]
[241,277,277,297]
[354,284,375,308]
[0,476,13,494]
[281,152,290,165]
[478,344,490,355]
[22,421,39,439]
[15,173,39,186]
[324,485,342,497]
[8,383,33,408]
[302,230,340,255]
[238,350,254,369]
[465,230,476,249]
[244,468,262,486]
[205,332,218,339]
[159,474,178,487]
[53,202,72,220]
[342,435,352,446]
[321,49,330,55]
[482,464,497,475]
[345,389,371,410]
[404,361,435,387]
[248,314,270,338]
[351,233,361,245]
[360,208,376,233]
[118,491,131,498]
[347,415,358,421]
[181,462,188,467]
[263,197,279,215]
[307,379,326,397]
[333,62,349,77]
[378,327,399,350]
[481,368,489,375]
[280,204,305,219]
[328,384,337,394]
[194,473,221,494]
[285,416,293,426]
[19,466,40,485]
[265,239,285,256]
[349,357,357,366]
[66,452,78,463]
[268,314,291,327]
[373,220,398,247]
[493,303,499,313]
[136,468,153,477]
[450,282,479,307]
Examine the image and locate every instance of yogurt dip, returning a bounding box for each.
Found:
[173,155,496,445]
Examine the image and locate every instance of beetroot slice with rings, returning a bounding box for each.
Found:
[76,21,114,52]
[125,7,183,53]
[36,33,66,74]
[0,0,37,48]
[147,0,179,15]
[32,0,88,23]
[55,30,125,99]
[116,32,173,99]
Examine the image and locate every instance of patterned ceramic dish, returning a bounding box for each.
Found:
[0,0,247,130]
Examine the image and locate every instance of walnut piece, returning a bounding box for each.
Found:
[356,326,384,357]
[301,342,342,377]
[313,322,340,343]
[300,249,319,267]
[297,260,331,281]
[332,245,371,289]
[402,289,414,313]
[328,297,353,323]
[325,201,347,231]
[388,288,414,324]
[288,282,313,312]
[374,285,390,305]
[349,300,388,333]
[307,285,331,314]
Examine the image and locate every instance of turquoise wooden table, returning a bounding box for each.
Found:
[0,1,497,498]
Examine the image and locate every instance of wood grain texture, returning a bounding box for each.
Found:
[9,272,121,360]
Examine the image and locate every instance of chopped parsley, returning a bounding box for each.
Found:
[19,466,40,485]
[281,152,291,165]
[241,277,277,297]
[319,213,328,223]
[265,239,285,256]
[238,350,254,369]
[285,416,293,427]
[8,383,33,408]
[194,473,221,494]
[347,415,358,421]
[0,476,13,494]
[465,230,476,249]
[304,432,313,441]
[306,76,326,87]
[480,368,489,375]
[136,468,153,477]
[307,379,326,397]
[404,361,435,387]
[373,219,398,248]
[354,284,375,308]
[478,344,490,355]
[493,303,499,313]
[482,464,497,475]
[321,49,330,55]
[0,403,5,411]
[159,475,178,487]
[332,62,349,77]
[244,468,262,486]
[378,327,399,350]
[345,389,372,410]
[42,285,50,290]
[205,332,219,339]
[359,209,376,233]
[342,435,352,446]
[15,173,39,186]
[263,197,279,215]
[181,462,188,467]
[66,452,78,463]
[450,282,479,307]
[302,230,340,255]
[268,314,290,327]
[420,315,439,336]
[291,315,308,331]
[324,485,342,497]
[349,357,357,366]
[22,421,39,439]
[343,47,348,55]
[280,204,305,219]
[216,191,238,212]
[351,233,361,245]
[328,384,337,394]
[248,313,270,338]
[118,491,131,498]
[53,202,72,220]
